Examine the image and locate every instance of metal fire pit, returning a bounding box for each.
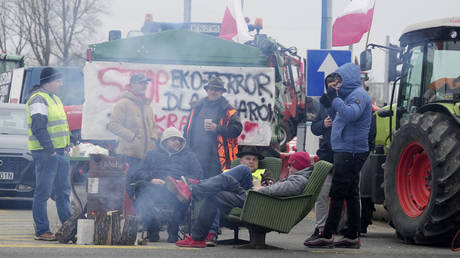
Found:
[86,154,125,213]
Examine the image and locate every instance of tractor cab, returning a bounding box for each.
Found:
[361,17,460,128]
[397,17,460,125]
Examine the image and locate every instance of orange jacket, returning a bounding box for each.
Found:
[185,98,242,171]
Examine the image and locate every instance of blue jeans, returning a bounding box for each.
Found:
[208,164,253,235]
[223,165,254,190]
[191,165,252,240]
[124,156,143,200]
[209,209,220,235]
[32,150,71,235]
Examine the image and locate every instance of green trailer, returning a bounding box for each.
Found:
[86,30,306,148]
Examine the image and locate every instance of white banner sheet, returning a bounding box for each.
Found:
[82,61,275,146]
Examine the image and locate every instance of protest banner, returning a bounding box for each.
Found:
[82,61,275,146]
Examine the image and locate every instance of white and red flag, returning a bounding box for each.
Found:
[218,0,251,43]
[332,0,376,47]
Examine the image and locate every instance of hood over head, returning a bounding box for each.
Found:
[335,63,362,98]
[160,127,186,153]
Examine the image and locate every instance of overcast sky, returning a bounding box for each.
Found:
[97,0,460,82]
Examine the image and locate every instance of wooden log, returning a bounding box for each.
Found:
[93,210,122,245]
[108,210,121,245]
[120,216,137,245]
[94,212,110,245]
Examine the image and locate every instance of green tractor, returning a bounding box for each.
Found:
[360,17,460,244]
[0,53,24,74]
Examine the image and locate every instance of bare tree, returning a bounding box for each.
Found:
[7,0,106,66]
[0,0,27,54]
[51,0,106,65]
[15,0,53,65]
[0,0,9,52]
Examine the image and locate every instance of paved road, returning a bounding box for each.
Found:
[0,200,457,258]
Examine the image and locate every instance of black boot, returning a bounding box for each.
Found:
[167,223,179,243]
[147,230,160,242]
[145,217,161,242]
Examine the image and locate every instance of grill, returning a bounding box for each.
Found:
[86,155,126,213]
[0,155,34,196]
[0,156,31,184]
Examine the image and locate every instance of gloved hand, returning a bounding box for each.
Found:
[327,87,338,100]
[320,93,332,108]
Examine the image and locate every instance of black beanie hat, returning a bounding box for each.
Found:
[40,67,62,85]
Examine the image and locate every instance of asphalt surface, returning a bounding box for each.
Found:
[0,199,457,258]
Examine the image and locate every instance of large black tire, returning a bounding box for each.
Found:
[278,120,295,152]
[384,111,460,245]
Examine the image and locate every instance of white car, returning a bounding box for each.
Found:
[0,103,34,200]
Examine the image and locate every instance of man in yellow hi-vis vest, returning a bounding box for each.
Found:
[26,67,71,241]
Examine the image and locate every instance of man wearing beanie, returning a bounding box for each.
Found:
[175,151,313,248]
[26,67,71,241]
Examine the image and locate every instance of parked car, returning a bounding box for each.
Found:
[0,103,34,200]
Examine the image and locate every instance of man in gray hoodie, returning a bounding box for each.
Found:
[174,152,313,248]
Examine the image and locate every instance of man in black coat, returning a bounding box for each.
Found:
[184,76,242,178]
[130,127,203,243]
[305,75,336,242]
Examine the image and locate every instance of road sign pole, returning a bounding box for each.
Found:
[321,0,332,49]
[184,0,191,23]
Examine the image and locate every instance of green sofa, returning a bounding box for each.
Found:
[218,157,282,244]
[222,160,334,249]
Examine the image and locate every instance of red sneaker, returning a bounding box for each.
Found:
[176,236,206,248]
[205,232,217,247]
[166,176,191,202]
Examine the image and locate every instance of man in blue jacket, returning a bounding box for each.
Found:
[305,63,372,249]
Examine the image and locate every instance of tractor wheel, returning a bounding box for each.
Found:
[384,111,460,244]
[278,120,295,152]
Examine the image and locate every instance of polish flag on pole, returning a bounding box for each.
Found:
[218,0,251,43]
[332,0,376,47]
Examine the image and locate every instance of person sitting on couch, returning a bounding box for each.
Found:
[168,151,312,248]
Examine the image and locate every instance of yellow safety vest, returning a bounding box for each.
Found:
[27,92,70,150]
[223,168,266,185]
[251,169,266,184]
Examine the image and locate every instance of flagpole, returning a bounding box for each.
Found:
[365,0,376,47]
[365,31,370,47]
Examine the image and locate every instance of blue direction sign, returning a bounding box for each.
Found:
[307,50,351,96]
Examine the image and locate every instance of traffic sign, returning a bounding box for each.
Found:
[306,50,351,96]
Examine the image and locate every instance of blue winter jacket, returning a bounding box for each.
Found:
[330,63,372,153]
